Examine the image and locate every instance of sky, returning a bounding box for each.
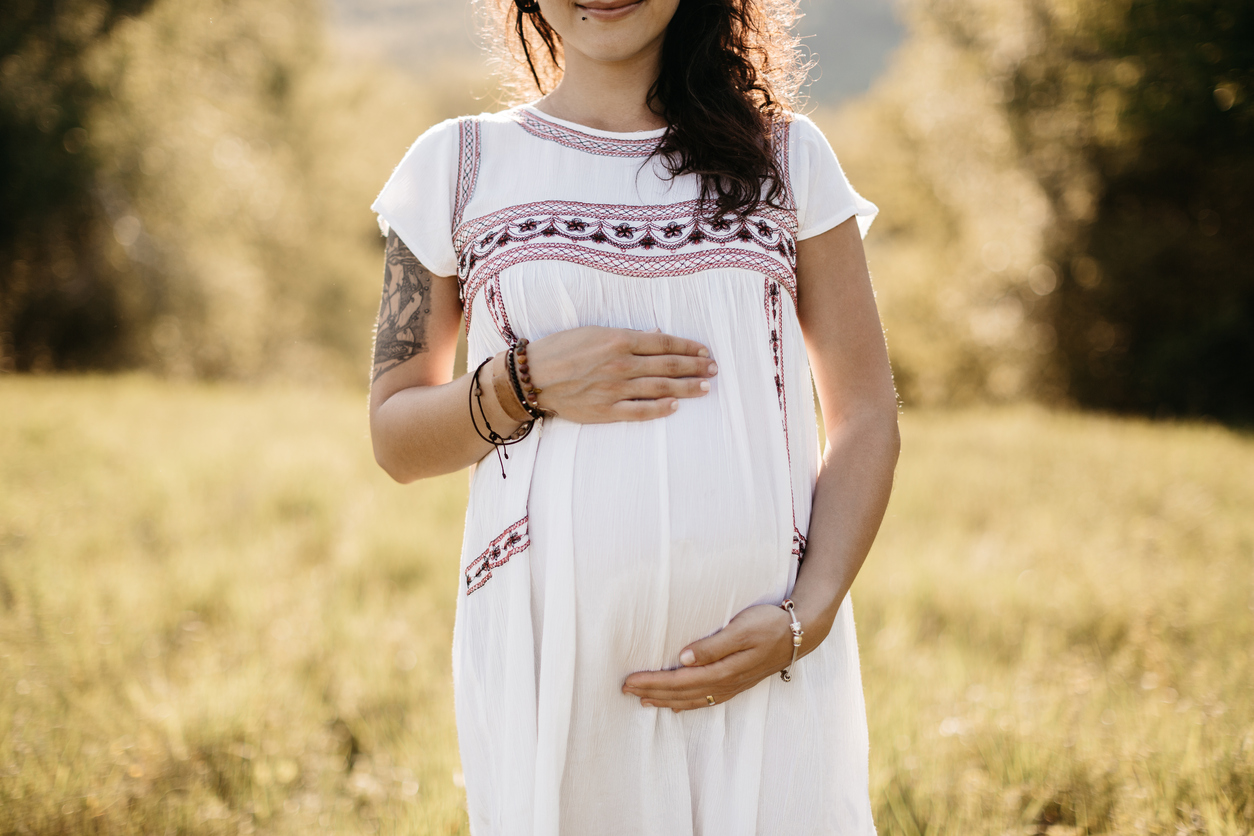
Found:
[324,0,904,107]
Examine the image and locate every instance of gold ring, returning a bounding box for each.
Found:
[705,695,716,706]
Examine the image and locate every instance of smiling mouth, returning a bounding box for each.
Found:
[576,0,645,21]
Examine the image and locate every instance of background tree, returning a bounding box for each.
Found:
[1,0,154,371]
[830,0,1252,421]
[1002,0,1254,421]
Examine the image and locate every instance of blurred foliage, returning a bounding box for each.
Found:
[827,0,1252,420]
[1000,0,1254,421]
[3,377,1252,834]
[1,0,472,380]
[1,0,154,371]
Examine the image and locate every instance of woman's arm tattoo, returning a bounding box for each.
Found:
[372,231,434,382]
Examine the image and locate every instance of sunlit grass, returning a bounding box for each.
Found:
[1,376,1251,835]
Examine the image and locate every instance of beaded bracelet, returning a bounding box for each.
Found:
[779,598,804,682]
[507,341,544,420]
[514,338,544,413]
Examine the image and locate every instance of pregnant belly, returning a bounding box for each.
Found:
[529,397,796,674]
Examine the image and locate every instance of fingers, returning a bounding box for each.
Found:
[630,354,718,380]
[607,398,680,422]
[628,330,710,358]
[622,377,710,401]
[622,659,751,711]
[665,698,722,713]
[679,625,745,668]
[622,606,792,709]
[623,662,743,706]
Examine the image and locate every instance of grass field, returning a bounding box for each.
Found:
[1,376,1251,836]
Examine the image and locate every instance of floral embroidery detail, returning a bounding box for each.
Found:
[465,517,528,594]
[464,244,796,340]
[454,199,800,339]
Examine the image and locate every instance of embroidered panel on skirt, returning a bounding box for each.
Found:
[465,516,529,595]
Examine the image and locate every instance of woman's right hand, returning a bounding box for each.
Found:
[525,326,717,424]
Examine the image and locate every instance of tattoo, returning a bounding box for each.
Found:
[372,231,433,382]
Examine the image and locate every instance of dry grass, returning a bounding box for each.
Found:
[1,376,1251,835]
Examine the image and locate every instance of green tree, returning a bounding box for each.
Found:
[1011,0,1254,420]
[1,0,154,370]
[923,0,1254,419]
[2,0,458,380]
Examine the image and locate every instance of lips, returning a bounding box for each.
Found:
[576,0,644,21]
[577,0,640,8]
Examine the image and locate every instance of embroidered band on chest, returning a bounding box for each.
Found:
[454,201,800,306]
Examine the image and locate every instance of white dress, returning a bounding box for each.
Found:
[373,104,879,836]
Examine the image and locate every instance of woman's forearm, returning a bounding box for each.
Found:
[790,406,901,651]
[371,353,522,484]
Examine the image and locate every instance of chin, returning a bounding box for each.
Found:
[576,35,657,63]
[551,0,679,63]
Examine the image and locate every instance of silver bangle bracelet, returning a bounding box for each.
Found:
[779,598,804,682]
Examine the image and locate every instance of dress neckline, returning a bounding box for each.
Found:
[514,104,666,158]
[519,104,669,138]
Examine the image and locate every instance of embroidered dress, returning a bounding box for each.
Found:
[373,104,878,836]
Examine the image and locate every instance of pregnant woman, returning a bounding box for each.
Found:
[367,0,899,833]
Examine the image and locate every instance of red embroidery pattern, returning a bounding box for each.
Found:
[455,198,796,257]
[465,517,528,595]
[455,199,800,338]
[453,117,481,229]
[764,277,807,562]
[483,274,517,345]
[513,108,662,158]
[772,118,796,211]
[463,243,796,338]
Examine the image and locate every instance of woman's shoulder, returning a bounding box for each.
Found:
[398,105,522,152]
[773,110,827,145]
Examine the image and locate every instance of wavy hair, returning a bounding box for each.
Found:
[475,0,810,218]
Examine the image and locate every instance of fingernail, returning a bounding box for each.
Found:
[670,400,679,412]
[680,649,696,666]
[698,348,710,358]
[708,363,718,375]
[642,700,655,708]
[699,381,710,392]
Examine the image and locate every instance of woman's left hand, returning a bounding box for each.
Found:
[621,604,797,711]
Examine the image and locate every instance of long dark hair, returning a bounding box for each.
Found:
[480,0,808,218]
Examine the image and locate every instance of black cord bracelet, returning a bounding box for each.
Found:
[469,356,534,478]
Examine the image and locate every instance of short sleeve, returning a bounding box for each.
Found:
[789,113,878,241]
[371,117,461,277]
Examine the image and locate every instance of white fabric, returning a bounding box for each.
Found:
[373,104,879,836]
